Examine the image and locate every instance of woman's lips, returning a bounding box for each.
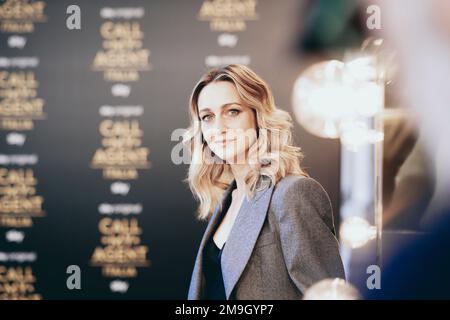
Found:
[214,138,237,145]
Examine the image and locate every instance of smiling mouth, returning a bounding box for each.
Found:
[214,138,237,144]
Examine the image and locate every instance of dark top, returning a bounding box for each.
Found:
[202,184,235,300]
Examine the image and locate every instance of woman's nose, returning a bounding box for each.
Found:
[214,115,228,132]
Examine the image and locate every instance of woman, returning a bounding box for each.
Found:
[184,64,345,300]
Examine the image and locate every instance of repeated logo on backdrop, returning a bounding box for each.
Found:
[89,6,151,294]
[0,0,293,299]
[197,0,259,67]
[0,0,47,300]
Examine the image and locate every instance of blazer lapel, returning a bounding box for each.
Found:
[221,176,275,299]
[188,179,236,299]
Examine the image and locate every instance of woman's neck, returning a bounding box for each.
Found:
[230,163,251,196]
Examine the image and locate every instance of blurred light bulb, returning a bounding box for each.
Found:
[303,278,361,300]
[340,121,384,152]
[340,216,377,249]
[292,60,353,138]
[344,54,385,117]
[292,59,384,138]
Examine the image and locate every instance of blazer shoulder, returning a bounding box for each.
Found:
[271,174,334,231]
[273,174,329,202]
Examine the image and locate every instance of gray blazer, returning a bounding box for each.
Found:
[188,174,346,300]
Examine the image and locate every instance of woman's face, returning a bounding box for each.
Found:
[197,81,257,164]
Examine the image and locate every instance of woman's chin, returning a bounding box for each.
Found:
[224,153,250,165]
[210,145,249,164]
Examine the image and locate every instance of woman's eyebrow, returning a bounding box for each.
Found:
[198,102,241,113]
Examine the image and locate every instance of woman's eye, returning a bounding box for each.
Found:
[228,109,240,116]
[201,114,212,122]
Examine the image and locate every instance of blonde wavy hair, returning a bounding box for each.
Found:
[183,64,308,220]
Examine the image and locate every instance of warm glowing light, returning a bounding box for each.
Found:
[292,59,384,139]
[340,121,384,152]
[340,216,377,249]
[303,278,361,300]
[292,60,351,138]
